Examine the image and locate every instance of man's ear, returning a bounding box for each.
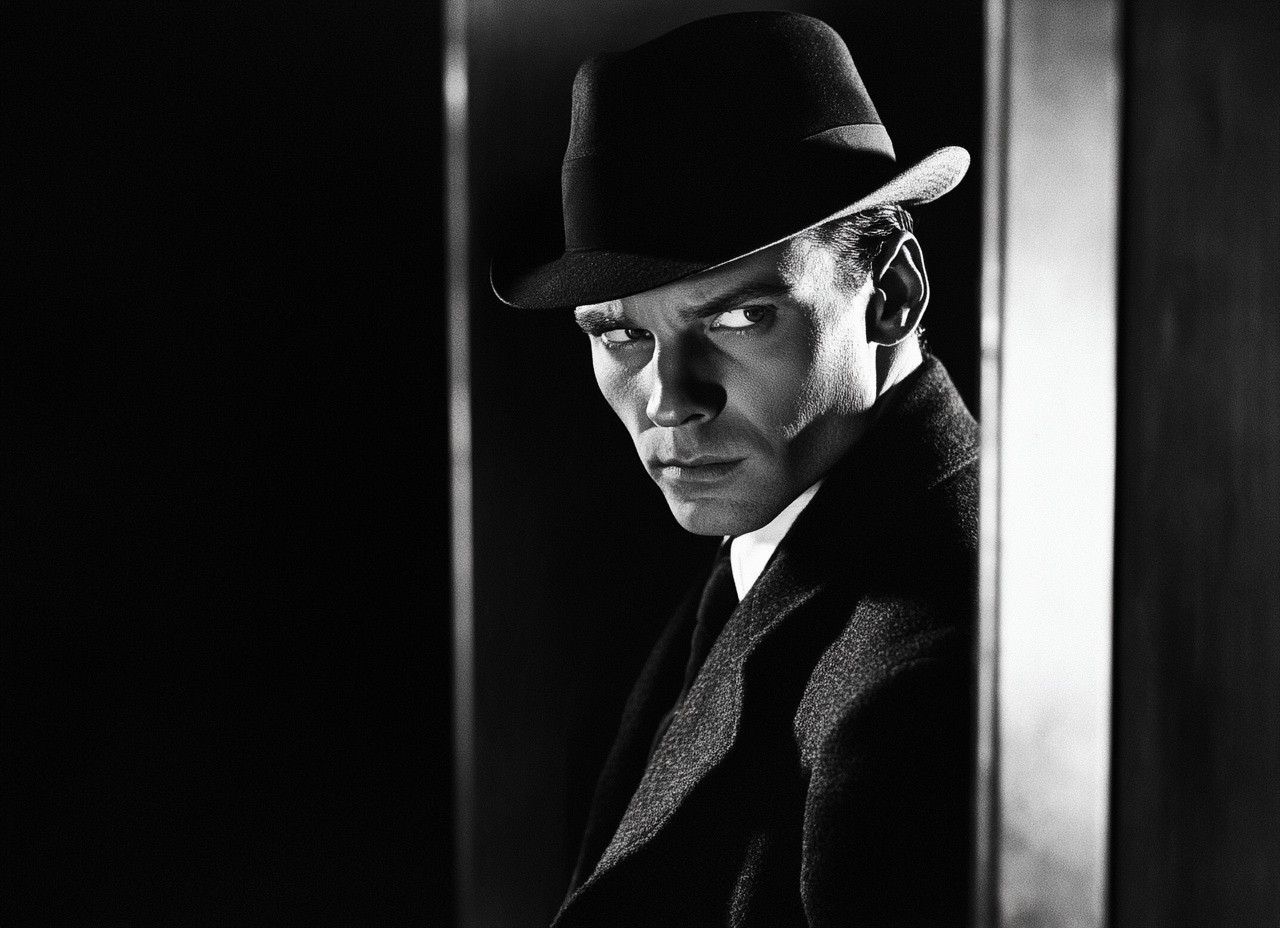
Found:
[866,230,929,346]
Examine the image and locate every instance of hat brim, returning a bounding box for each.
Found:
[491,146,969,310]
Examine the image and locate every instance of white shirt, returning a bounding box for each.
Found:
[727,481,824,600]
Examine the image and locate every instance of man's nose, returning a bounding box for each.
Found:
[645,340,724,428]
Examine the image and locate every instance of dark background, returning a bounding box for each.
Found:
[10,4,453,924]
[1111,0,1280,922]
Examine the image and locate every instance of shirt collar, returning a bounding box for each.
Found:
[727,480,824,600]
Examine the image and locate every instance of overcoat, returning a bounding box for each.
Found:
[555,356,979,927]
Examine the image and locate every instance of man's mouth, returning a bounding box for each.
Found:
[653,457,746,482]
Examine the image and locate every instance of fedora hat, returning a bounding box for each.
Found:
[490,11,969,310]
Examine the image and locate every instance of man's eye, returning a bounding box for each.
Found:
[711,306,771,330]
[600,327,650,346]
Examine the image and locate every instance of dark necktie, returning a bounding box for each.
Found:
[648,543,740,761]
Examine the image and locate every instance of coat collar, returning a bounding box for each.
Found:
[557,356,977,919]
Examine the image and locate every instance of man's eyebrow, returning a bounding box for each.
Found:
[573,305,630,335]
[681,281,792,321]
[573,280,791,334]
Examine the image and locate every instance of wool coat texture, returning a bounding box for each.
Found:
[554,356,979,928]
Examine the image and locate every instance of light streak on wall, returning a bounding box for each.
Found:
[975,0,1010,921]
[444,0,475,924]
[979,0,1121,925]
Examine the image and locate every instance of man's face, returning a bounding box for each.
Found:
[575,238,882,536]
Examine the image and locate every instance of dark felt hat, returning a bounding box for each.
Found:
[490,11,969,309]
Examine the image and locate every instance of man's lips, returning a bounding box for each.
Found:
[651,456,746,483]
[656,455,743,468]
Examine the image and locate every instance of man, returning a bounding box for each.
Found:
[492,12,977,926]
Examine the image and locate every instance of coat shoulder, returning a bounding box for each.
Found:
[791,438,978,770]
[792,589,971,768]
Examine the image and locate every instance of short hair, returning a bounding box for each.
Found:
[795,204,915,292]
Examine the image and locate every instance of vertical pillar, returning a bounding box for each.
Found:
[444,0,475,924]
[978,1,1121,925]
[1111,0,1280,922]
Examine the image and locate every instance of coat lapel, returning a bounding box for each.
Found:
[590,554,820,872]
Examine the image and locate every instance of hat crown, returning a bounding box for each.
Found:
[489,11,969,309]
[565,12,887,161]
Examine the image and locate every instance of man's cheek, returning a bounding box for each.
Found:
[597,369,647,432]
[734,368,807,438]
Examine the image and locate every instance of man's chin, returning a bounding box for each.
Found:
[663,492,780,537]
